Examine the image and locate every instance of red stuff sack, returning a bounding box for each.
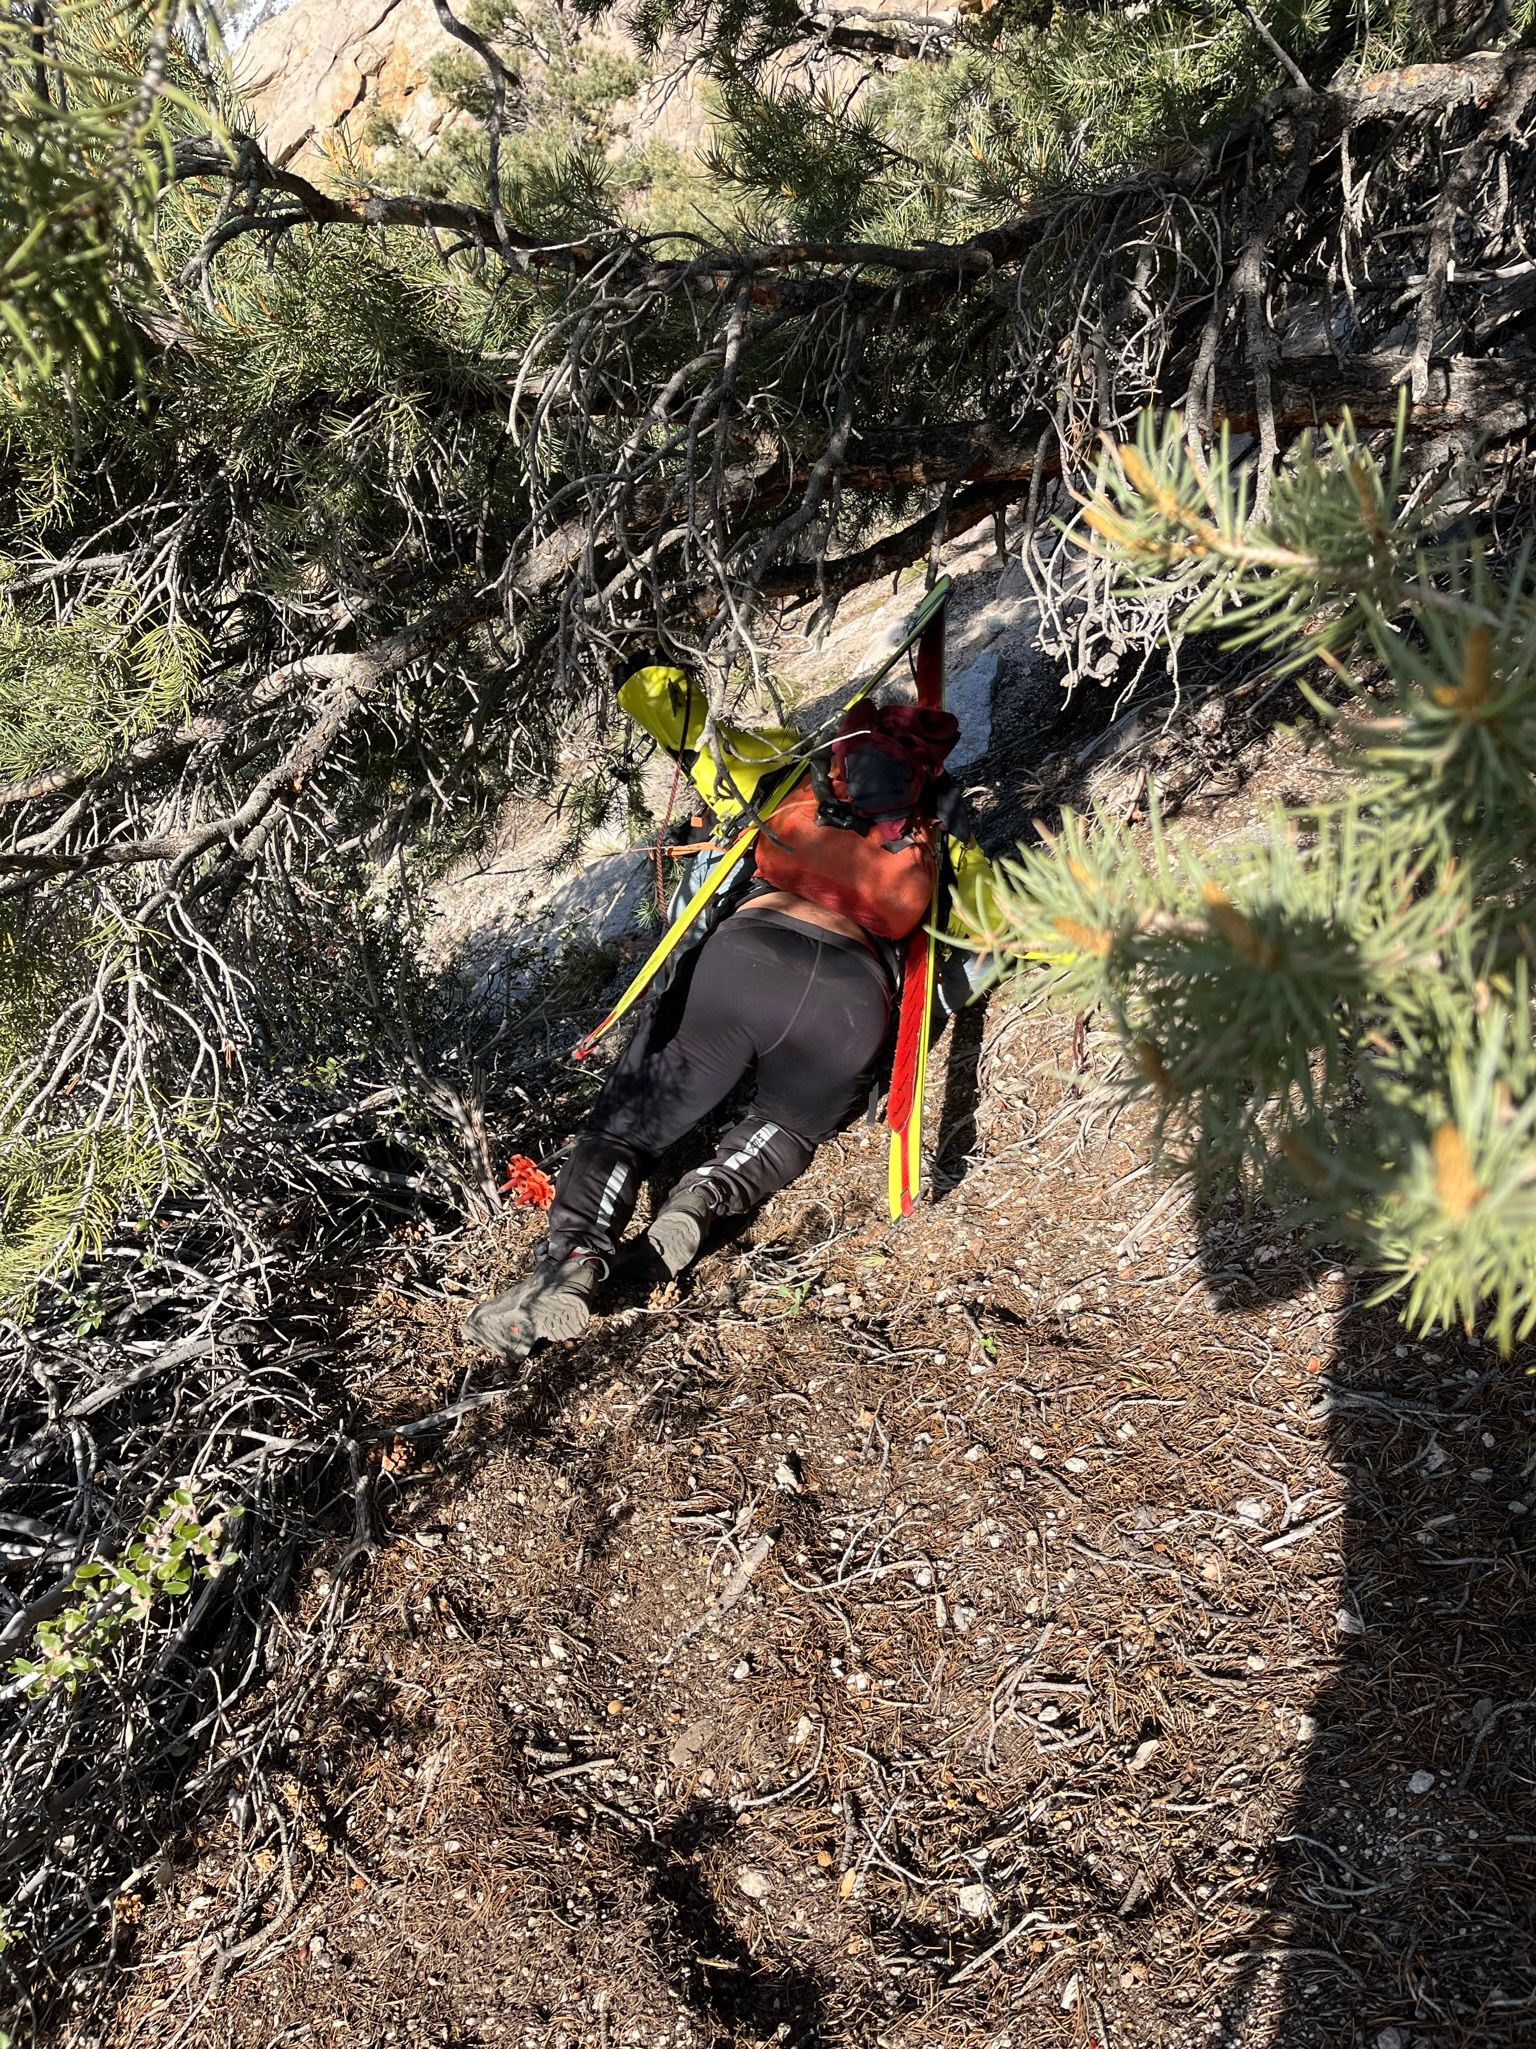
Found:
[832,702,958,817]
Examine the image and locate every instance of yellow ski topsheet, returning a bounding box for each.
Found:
[576,577,953,1061]
[575,815,766,1057]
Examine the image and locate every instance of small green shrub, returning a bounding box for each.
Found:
[10,1486,237,1700]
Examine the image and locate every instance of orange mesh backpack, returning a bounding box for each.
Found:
[752,701,959,940]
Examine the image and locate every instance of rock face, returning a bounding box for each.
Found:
[233,0,461,167]
[229,0,863,176]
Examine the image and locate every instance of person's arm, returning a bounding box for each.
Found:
[618,662,803,821]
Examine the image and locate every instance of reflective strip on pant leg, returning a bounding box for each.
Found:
[711,1123,782,1176]
[593,1161,631,1231]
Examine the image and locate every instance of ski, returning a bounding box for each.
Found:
[885,592,948,1219]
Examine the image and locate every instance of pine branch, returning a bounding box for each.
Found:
[0,587,500,893]
[759,478,1039,601]
[797,2,957,64]
[428,0,521,264]
[4,351,1517,867]
[980,406,1536,1347]
[169,136,602,271]
[170,51,1536,300]
[1408,65,1536,400]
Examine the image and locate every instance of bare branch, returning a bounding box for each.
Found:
[1409,66,1536,400]
[428,0,521,266]
[168,52,1536,304]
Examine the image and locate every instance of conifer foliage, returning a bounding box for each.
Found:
[980,408,1536,1346]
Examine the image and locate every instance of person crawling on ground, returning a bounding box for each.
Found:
[464,653,998,1360]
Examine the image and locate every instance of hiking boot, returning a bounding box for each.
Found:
[645,1182,720,1278]
[463,1250,603,1357]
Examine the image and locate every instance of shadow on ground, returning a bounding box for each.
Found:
[1186,1214,1536,2048]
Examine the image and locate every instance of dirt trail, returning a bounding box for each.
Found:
[100,666,1536,2049]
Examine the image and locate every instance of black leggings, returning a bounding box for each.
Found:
[547,910,891,1259]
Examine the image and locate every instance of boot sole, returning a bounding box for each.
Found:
[646,1210,705,1278]
[463,1289,591,1357]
